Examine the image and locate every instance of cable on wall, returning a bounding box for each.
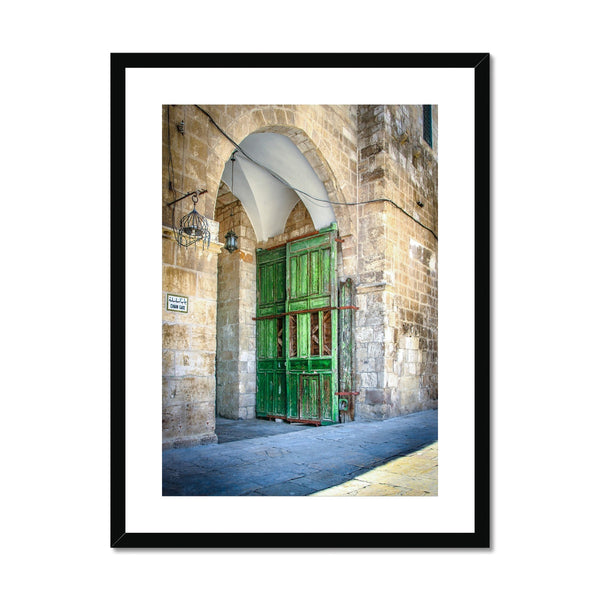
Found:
[194,105,438,241]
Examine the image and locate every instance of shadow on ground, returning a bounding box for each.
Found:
[215,417,313,444]
[163,409,438,496]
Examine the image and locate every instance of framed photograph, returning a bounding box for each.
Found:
[111,53,490,548]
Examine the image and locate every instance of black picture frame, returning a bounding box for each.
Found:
[111,52,490,548]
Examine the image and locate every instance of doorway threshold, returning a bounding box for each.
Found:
[215,417,313,444]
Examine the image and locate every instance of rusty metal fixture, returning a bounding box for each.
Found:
[252,305,358,322]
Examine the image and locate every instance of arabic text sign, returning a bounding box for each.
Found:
[166,294,188,313]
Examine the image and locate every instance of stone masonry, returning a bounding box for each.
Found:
[355,105,438,418]
[162,223,220,448]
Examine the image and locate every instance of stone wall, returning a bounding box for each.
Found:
[215,192,257,420]
[162,222,221,448]
[354,105,438,419]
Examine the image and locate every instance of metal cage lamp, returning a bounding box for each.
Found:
[165,109,211,250]
[171,189,211,249]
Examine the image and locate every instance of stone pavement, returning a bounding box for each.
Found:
[310,441,437,496]
[163,409,437,496]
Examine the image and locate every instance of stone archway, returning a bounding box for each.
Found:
[202,112,356,247]
[212,126,346,421]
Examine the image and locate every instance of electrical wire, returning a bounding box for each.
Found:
[194,105,438,241]
[166,106,177,204]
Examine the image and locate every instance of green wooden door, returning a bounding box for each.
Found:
[286,226,338,424]
[256,225,338,425]
[256,246,287,418]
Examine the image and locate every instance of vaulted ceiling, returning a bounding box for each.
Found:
[219,132,336,241]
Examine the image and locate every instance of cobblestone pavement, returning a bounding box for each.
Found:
[163,409,437,496]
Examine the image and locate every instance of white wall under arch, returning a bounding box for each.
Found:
[219,132,336,242]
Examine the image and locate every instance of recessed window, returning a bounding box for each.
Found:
[423,105,433,148]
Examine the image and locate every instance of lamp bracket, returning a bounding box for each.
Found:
[167,189,207,207]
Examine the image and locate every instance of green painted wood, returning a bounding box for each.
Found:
[285,225,338,424]
[256,225,339,424]
[338,279,355,422]
[256,247,286,418]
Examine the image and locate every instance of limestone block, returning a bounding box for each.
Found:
[191,325,217,353]
[355,348,370,371]
[355,327,374,345]
[163,323,190,351]
[175,350,215,377]
[365,389,384,405]
[163,376,214,404]
[400,389,421,412]
[239,393,255,408]
[181,297,206,324]
[238,376,256,394]
[175,244,208,271]
[239,406,256,420]
[367,342,384,358]
[163,237,176,266]
[186,400,216,435]
[239,350,254,363]
[162,402,186,438]
[205,301,217,324]
[399,375,420,392]
[403,336,420,350]
[163,265,197,297]
[372,328,384,343]
[393,347,405,364]
[360,372,377,388]
[196,272,218,297]
[406,349,421,363]
[385,372,399,388]
[162,349,175,375]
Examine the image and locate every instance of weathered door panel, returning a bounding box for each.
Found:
[320,373,333,422]
[257,246,286,317]
[299,374,320,421]
[287,231,335,312]
[256,248,286,418]
[256,225,339,425]
[337,278,355,421]
[285,225,338,424]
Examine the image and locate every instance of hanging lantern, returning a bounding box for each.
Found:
[224,153,239,253]
[224,228,238,253]
[174,191,211,249]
